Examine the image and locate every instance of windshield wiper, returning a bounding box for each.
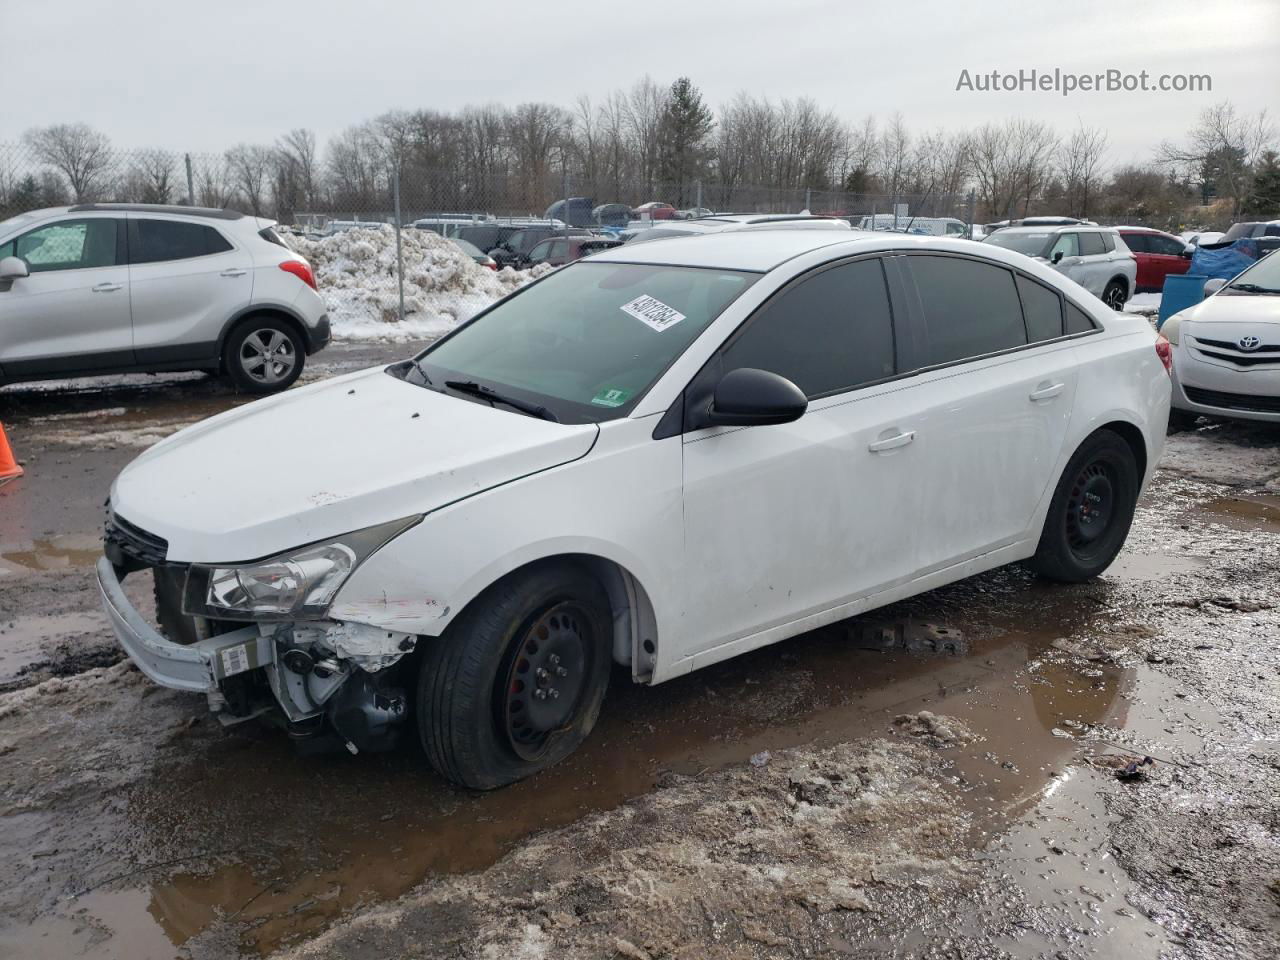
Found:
[1227,282,1280,294]
[444,380,559,422]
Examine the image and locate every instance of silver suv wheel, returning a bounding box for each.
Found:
[239,328,297,386]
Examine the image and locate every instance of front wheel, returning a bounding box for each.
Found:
[1028,430,1140,582]
[1102,279,1127,311]
[223,317,305,393]
[417,563,612,790]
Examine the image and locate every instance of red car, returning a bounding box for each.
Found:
[1116,227,1193,293]
[631,201,677,221]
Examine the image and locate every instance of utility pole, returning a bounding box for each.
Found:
[184,154,195,206]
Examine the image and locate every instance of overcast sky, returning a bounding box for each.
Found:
[3,0,1276,164]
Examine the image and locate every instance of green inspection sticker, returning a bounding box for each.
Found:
[590,387,632,408]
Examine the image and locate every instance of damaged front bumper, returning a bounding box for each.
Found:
[96,556,415,751]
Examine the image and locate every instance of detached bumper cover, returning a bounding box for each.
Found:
[96,557,269,693]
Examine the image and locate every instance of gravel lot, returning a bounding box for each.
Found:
[1,351,1278,960]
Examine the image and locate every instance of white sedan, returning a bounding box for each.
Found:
[98,230,1171,788]
[1164,252,1280,425]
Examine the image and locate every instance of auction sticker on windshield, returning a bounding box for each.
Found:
[621,295,687,332]
[591,387,633,407]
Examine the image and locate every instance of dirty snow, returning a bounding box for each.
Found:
[1124,292,1161,317]
[284,226,551,342]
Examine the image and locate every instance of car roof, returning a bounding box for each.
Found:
[590,228,895,271]
[995,224,1116,235]
[68,202,244,220]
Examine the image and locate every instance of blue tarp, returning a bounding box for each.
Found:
[1157,275,1208,331]
[1189,238,1262,281]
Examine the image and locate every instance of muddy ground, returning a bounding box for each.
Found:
[1,349,1278,960]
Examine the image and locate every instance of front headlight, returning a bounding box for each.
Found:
[184,515,420,621]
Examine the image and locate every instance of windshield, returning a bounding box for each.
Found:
[1228,250,1280,292]
[1222,223,1259,241]
[411,261,758,423]
[984,231,1051,257]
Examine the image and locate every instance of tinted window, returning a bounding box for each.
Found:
[1065,302,1097,334]
[1048,233,1079,259]
[1123,233,1150,253]
[1016,275,1063,342]
[1100,232,1116,252]
[1150,235,1183,256]
[721,259,895,398]
[1079,232,1106,256]
[5,218,119,272]
[911,255,1026,365]
[130,219,232,263]
[456,226,503,250]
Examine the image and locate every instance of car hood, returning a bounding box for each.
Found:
[111,367,598,563]
[1180,293,1280,328]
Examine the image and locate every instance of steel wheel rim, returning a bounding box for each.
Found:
[1066,461,1116,552]
[500,601,591,761]
[240,329,296,385]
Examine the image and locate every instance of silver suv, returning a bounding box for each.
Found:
[984,225,1137,310]
[0,203,329,393]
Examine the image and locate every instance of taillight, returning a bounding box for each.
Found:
[1154,333,1173,374]
[279,259,317,290]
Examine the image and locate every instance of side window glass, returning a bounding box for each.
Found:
[12,219,119,272]
[1124,234,1150,254]
[911,255,1026,364]
[1048,233,1079,259]
[130,219,229,263]
[1065,302,1097,334]
[1079,232,1106,256]
[528,241,549,261]
[1100,233,1116,252]
[1017,275,1064,342]
[720,258,895,398]
[1158,236,1186,255]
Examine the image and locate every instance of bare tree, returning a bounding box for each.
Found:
[22,123,113,201]
[1057,123,1109,218]
[277,128,318,207]
[121,150,175,204]
[224,143,272,215]
[1157,101,1277,214]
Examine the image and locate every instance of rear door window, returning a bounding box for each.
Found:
[1079,232,1106,256]
[720,258,895,398]
[1016,274,1064,342]
[129,219,233,263]
[910,255,1027,365]
[5,218,121,272]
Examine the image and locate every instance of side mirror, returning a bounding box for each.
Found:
[707,368,807,427]
[0,256,29,281]
[1051,250,1064,265]
[1203,277,1227,296]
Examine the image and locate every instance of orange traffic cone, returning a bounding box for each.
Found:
[0,421,23,484]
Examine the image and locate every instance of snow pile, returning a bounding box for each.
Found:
[285,226,551,342]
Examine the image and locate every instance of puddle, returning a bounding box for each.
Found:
[1103,551,1207,581]
[1201,493,1280,533]
[0,535,103,576]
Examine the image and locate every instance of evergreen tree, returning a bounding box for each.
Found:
[658,78,714,205]
[1242,150,1280,216]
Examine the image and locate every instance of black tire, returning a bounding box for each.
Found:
[417,563,611,790]
[1102,279,1127,311]
[1028,430,1140,582]
[223,317,305,394]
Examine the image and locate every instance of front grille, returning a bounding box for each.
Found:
[1193,348,1280,367]
[1184,386,1280,414]
[1193,336,1280,353]
[104,511,169,568]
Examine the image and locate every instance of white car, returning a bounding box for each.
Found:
[1163,252,1280,424]
[984,224,1137,310]
[626,214,851,244]
[98,230,1171,788]
[0,204,329,392]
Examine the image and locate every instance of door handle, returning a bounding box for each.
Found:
[1029,382,1065,402]
[219,269,247,278]
[868,430,916,453]
[92,282,122,293]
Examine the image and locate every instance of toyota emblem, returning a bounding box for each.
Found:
[1238,335,1262,352]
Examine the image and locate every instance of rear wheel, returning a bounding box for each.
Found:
[1028,430,1140,582]
[223,317,304,393]
[1102,279,1127,311]
[417,563,611,790]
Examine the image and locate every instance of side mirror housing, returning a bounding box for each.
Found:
[706,367,807,427]
[1051,250,1065,265]
[0,256,29,281]
[1203,277,1227,296]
